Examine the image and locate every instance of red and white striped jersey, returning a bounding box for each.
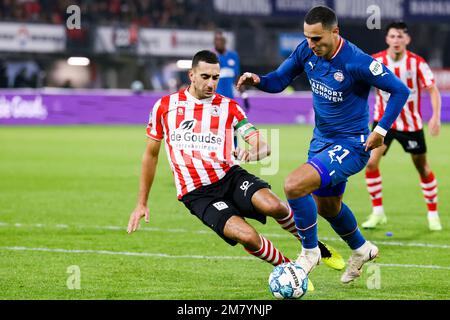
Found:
[373,50,435,132]
[146,88,257,199]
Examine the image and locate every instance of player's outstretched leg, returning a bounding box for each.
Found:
[276,208,345,270]
[277,203,345,270]
[318,199,379,283]
[223,215,290,264]
[283,165,322,275]
[251,188,344,270]
[225,215,316,291]
[317,241,345,271]
[340,241,379,284]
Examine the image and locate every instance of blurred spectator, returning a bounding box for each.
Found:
[0,0,211,29]
[0,59,8,88]
[13,67,31,87]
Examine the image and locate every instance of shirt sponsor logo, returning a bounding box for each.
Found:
[310,79,343,102]
[170,119,224,152]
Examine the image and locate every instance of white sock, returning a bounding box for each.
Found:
[373,206,385,216]
[302,246,319,254]
[428,211,439,218]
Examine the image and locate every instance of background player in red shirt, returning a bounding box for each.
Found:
[127,50,344,287]
[362,22,442,231]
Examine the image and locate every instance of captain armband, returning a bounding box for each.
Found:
[235,119,259,141]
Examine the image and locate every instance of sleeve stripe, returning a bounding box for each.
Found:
[374,125,387,137]
[146,98,165,139]
[235,119,249,130]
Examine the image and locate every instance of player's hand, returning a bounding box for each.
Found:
[233,147,251,162]
[127,205,149,234]
[364,131,384,151]
[428,115,441,137]
[236,72,260,91]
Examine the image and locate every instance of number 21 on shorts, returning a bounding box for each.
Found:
[328,145,350,164]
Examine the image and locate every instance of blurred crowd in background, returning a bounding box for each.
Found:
[0,0,213,28]
[0,0,450,91]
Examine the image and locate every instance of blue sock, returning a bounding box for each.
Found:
[326,203,365,250]
[288,195,318,249]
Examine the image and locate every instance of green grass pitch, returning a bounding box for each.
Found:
[0,125,449,300]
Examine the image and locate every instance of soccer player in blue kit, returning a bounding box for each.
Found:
[214,30,241,99]
[214,30,251,112]
[237,6,410,283]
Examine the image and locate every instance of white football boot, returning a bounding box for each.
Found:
[341,241,379,284]
[428,215,442,231]
[295,246,321,275]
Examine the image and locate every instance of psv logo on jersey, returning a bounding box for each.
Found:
[334,71,345,82]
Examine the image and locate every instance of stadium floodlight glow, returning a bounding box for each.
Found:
[176,60,192,69]
[67,57,90,66]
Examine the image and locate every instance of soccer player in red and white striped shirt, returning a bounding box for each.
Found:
[127,50,344,279]
[362,22,442,231]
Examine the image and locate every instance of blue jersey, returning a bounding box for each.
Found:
[217,50,240,99]
[257,37,410,144]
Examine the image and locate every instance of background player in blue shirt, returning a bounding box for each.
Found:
[214,30,251,111]
[214,30,241,99]
[237,6,410,284]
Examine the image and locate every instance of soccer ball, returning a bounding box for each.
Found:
[268,262,308,299]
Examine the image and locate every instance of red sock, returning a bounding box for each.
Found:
[366,169,383,208]
[245,235,290,266]
[420,172,438,213]
[276,206,301,241]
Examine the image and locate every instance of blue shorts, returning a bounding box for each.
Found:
[307,137,370,197]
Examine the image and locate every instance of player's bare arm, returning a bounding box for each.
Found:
[427,84,442,136]
[236,72,260,90]
[127,138,162,234]
[233,131,271,162]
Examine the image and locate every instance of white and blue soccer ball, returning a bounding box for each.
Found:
[268,262,308,299]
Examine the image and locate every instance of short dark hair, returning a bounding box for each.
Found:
[386,21,408,34]
[192,50,219,68]
[304,6,338,29]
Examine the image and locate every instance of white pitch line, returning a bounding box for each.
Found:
[1,246,449,270]
[0,246,253,261]
[1,221,449,249]
[376,263,450,270]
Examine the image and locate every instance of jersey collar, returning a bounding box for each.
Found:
[185,87,215,103]
[330,36,344,60]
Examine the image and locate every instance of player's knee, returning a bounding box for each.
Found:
[258,198,288,219]
[366,160,379,172]
[284,177,308,198]
[238,230,261,251]
[418,166,431,178]
[317,202,341,218]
